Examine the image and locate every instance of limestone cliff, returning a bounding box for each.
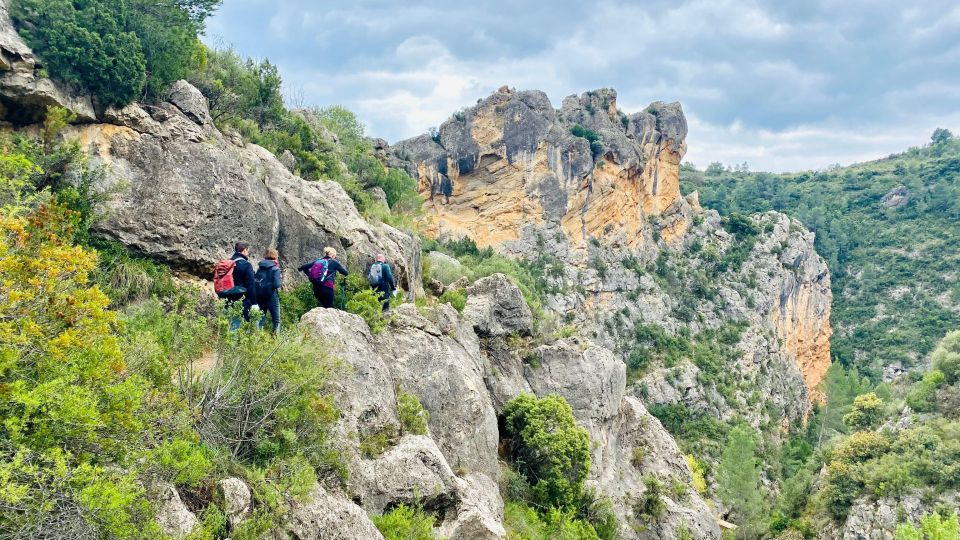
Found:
[390,88,833,416]
[391,87,689,259]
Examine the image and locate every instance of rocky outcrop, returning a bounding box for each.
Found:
[51,84,423,293]
[391,87,831,414]
[300,276,721,539]
[881,186,909,209]
[0,0,96,123]
[152,483,199,540]
[287,485,386,540]
[820,491,960,540]
[390,87,688,259]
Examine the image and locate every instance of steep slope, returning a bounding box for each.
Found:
[682,141,960,378]
[391,88,832,432]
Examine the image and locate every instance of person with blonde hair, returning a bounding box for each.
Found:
[254,248,282,332]
[299,246,348,308]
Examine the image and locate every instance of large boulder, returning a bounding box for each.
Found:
[300,306,505,535]
[59,83,421,294]
[286,486,385,540]
[464,273,533,337]
[152,483,198,540]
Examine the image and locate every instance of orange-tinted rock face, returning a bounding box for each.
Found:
[772,274,833,402]
[391,88,689,258]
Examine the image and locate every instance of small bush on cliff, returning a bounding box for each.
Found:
[397,390,429,436]
[895,511,959,540]
[439,288,467,313]
[932,330,960,384]
[372,504,437,540]
[503,393,591,510]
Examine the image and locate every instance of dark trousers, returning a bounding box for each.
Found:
[376,287,392,312]
[257,295,281,332]
[314,283,336,308]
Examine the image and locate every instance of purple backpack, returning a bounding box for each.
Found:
[307,258,330,283]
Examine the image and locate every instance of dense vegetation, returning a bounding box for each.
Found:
[682,133,960,377]
[11,0,219,107]
[0,117,352,537]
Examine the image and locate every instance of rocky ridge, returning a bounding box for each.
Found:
[390,88,832,428]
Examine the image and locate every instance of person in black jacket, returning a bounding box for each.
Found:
[368,253,396,312]
[254,248,283,333]
[299,247,349,308]
[226,242,256,330]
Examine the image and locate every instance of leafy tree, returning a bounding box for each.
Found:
[931,128,954,146]
[12,0,219,106]
[716,424,765,539]
[503,394,591,510]
[906,371,946,412]
[843,392,885,431]
[931,330,960,384]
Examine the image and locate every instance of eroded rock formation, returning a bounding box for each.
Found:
[300,275,722,539]
[391,87,689,258]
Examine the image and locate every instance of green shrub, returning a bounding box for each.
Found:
[932,331,960,384]
[895,511,959,540]
[503,393,591,510]
[360,425,398,458]
[147,438,213,488]
[372,504,437,540]
[346,287,386,333]
[906,371,946,412]
[439,288,467,313]
[397,391,429,436]
[634,475,667,523]
[843,392,885,431]
[503,501,600,540]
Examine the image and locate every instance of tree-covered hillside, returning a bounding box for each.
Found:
[682,134,960,377]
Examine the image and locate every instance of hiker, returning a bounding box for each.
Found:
[299,247,348,309]
[367,253,396,312]
[213,241,256,330]
[439,173,453,204]
[254,248,283,333]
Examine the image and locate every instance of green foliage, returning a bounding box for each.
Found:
[685,454,708,494]
[503,394,591,510]
[931,330,960,384]
[372,504,438,540]
[341,272,387,333]
[634,475,667,523]
[648,403,731,458]
[11,0,217,107]
[439,288,467,312]
[895,511,959,540]
[682,139,960,376]
[570,125,603,159]
[504,500,601,540]
[397,391,429,436]
[92,241,177,305]
[716,425,765,539]
[359,425,398,458]
[843,392,886,431]
[906,371,946,412]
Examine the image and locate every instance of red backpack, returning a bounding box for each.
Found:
[213,258,237,294]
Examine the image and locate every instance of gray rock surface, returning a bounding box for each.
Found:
[881,185,910,209]
[218,477,251,528]
[57,83,421,294]
[167,79,211,126]
[287,486,385,540]
[464,273,533,337]
[152,483,198,539]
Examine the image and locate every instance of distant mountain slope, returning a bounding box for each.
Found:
[682,137,960,376]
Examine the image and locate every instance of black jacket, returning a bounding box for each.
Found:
[370,261,396,293]
[254,259,282,303]
[229,252,255,301]
[299,257,348,288]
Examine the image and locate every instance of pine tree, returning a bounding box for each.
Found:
[717,424,765,539]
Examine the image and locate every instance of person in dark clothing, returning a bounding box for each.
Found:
[254,248,283,333]
[225,242,256,330]
[299,246,349,309]
[367,253,396,312]
[439,173,453,204]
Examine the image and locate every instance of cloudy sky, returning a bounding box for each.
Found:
[205,0,960,172]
